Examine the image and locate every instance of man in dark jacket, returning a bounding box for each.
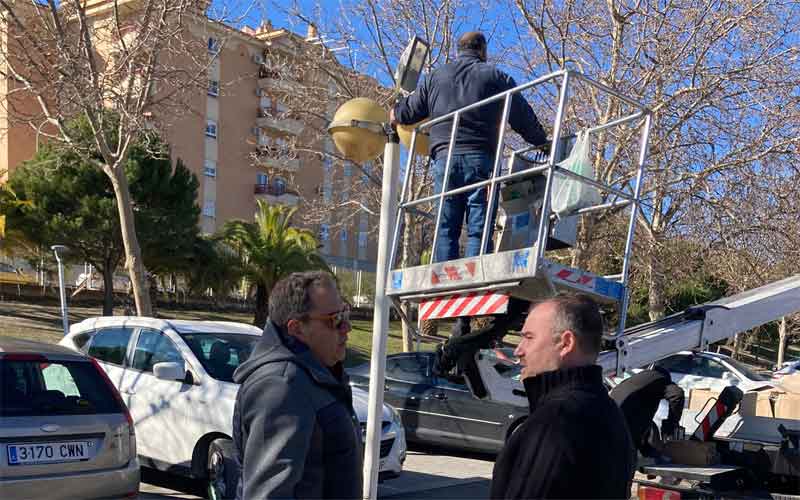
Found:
[232,271,362,499]
[491,294,634,499]
[391,31,548,263]
[392,31,549,362]
[610,367,685,459]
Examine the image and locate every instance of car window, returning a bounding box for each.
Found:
[697,358,728,379]
[87,327,134,366]
[386,355,430,384]
[655,355,695,374]
[73,332,93,353]
[131,329,183,373]
[723,356,770,381]
[1,359,124,417]
[180,333,257,382]
[436,375,469,391]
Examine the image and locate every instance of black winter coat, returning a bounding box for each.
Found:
[232,320,363,500]
[393,50,548,159]
[491,365,634,499]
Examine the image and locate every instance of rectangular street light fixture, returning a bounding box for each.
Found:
[394,36,429,94]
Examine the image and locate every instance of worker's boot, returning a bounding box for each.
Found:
[435,297,529,378]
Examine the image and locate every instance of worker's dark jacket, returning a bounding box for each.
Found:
[491,365,634,499]
[232,320,363,499]
[393,49,548,159]
[609,369,685,450]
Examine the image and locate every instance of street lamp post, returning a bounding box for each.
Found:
[327,36,428,500]
[51,245,69,336]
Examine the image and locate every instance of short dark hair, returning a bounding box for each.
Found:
[542,294,604,355]
[268,271,337,329]
[458,31,487,52]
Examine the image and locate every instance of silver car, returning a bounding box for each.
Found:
[0,338,140,499]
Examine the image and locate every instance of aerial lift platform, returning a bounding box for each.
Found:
[386,69,651,338]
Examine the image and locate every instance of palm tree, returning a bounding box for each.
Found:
[220,201,329,327]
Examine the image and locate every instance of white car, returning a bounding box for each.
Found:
[773,360,800,380]
[60,317,406,498]
[651,351,778,394]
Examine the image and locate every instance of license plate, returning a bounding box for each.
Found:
[7,441,91,465]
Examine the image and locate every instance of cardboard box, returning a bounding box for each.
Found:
[688,388,720,411]
[774,392,800,419]
[778,373,800,395]
[662,440,719,466]
[739,389,776,418]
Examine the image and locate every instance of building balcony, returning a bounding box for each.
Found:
[254,184,300,205]
[258,77,297,93]
[254,152,300,172]
[256,111,304,136]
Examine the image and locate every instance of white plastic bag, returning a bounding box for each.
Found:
[551,130,602,218]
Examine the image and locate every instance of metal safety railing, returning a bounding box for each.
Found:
[388,69,653,335]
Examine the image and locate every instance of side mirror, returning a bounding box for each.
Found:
[153,361,186,382]
[722,371,737,384]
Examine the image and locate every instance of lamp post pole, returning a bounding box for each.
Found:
[361,130,400,500]
[51,245,69,336]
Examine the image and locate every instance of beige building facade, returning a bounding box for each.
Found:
[0,6,378,273]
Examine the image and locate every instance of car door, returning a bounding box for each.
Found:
[429,374,511,453]
[119,328,193,467]
[382,354,444,442]
[85,326,135,387]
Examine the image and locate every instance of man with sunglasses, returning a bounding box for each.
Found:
[232,271,362,499]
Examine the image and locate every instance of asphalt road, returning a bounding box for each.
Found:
[139,447,495,499]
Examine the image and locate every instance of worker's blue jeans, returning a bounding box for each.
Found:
[432,152,496,263]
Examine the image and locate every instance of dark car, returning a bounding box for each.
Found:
[348,352,528,454]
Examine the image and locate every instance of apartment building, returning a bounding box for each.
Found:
[0,3,378,274]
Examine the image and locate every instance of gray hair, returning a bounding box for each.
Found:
[268,271,338,329]
[542,294,604,355]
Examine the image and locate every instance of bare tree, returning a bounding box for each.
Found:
[510,0,800,320]
[0,0,249,315]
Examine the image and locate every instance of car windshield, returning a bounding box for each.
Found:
[720,355,770,382]
[1,359,124,417]
[180,333,258,382]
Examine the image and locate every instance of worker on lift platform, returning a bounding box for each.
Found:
[390,31,549,378]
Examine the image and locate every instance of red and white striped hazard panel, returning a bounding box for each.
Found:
[419,292,509,321]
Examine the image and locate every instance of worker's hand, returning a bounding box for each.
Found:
[389,107,398,126]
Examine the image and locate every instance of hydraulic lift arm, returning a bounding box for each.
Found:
[597,275,800,377]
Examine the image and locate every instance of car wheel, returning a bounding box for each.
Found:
[207,438,237,500]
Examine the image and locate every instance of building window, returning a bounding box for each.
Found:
[208,80,219,97]
[339,229,348,241]
[208,37,220,55]
[323,157,333,173]
[319,224,330,241]
[204,160,217,177]
[202,201,215,218]
[358,232,368,248]
[275,100,288,114]
[344,163,352,177]
[256,172,268,186]
[205,120,217,138]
